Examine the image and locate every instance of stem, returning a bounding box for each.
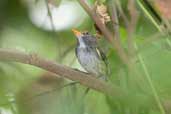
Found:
[137,0,171,50]
[127,0,138,57]
[108,0,122,50]
[44,0,62,60]
[166,38,171,47]
[45,0,55,30]
[135,44,166,114]
[115,1,129,28]
[137,0,162,32]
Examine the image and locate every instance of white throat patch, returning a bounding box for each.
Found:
[78,38,86,48]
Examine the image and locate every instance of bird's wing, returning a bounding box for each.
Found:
[95,47,110,77]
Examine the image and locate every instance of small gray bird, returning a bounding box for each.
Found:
[72,29,109,80]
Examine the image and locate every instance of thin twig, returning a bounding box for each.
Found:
[107,1,130,92]
[28,81,79,101]
[44,0,62,60]
[108,0,122,54]
[115,1,129,28]
[78,0,113,42]
[108,2,130,105]
[45,0,55,30]
[127,0,138,57]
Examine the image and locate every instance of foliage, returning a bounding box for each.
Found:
[0,0,171,114]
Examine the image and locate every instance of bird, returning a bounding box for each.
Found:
[72,29,109,81]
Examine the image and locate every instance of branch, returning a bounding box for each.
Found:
[0,48,123,97]
[45,0,55,30]
[108,0,123,57]
[115,1,129,28]
[127,0,139,57]
[0,48,166,110]
[78,0,113,43]
[78,0,129,65]
[44,0,62,58]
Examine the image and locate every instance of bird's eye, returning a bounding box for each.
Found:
[83,31,89,35]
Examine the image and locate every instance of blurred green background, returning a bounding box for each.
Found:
[0,0,171,114]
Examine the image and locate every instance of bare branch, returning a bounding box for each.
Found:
[127,0,139,57]
[78,0,113,42]
[108,0,123,56]
[0,48,167,110]
[0,48,123,98]
[45,0,55,30]
[115,1,129,28]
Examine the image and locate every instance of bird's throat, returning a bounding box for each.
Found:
[78,38,86,48]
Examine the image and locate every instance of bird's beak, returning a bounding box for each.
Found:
[72,29,82,37]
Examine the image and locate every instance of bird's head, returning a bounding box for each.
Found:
[72,29,97,47]
[72,29,91,39]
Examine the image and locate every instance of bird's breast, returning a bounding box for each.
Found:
[76,47,100,75]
